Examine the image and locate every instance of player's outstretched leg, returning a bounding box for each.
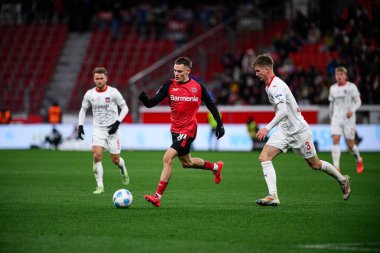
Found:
[341,175,351,200]
[144,194,161,207]
[117,157,130,185]
[93,187,104,194]
[213,161,224,184]
[356,157,364,174]
[93,161,104,194]
[349,144,364,174]
[256,161,279,206]
[256,193,280,207]
[145,180,167,207]
[203,160,224,184]
[319,160,350,200]
[331,144,341,172]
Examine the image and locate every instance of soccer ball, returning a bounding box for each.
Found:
[113,189,133,208]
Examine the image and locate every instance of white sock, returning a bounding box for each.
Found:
[350,144,361,162]
[93,161,104,188]
[320,160,345,183]
[261,161,277,195]
[213,163,218,171]
[331,144,341,169]
[118,157,127,175]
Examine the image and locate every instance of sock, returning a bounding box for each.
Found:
[93,161,104,188]
[350,145,361,162]
[261,161,277,195]
[320,160,345,183]
[117,157,127,175]
[155,180,168,198]
[331,144,341,169]
[204,161,218,171]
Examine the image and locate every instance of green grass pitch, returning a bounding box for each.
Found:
[0,150,379,253]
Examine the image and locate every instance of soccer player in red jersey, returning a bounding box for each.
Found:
[139,57,225,207]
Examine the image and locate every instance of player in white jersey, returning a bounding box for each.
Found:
[251,54,350,206]
[329,67,363,174]
[77,67,130,194]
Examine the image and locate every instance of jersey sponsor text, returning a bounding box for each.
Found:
[170,94,199,102]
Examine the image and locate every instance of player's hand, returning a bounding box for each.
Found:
[78,125,85,140]
[216,124,225,139]
[256,128,269,141]
[108,120,120,134]
[138,91,148,103]
[346,111,353,118]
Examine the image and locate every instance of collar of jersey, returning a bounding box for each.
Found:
[267,75,276,88]
[338,81,347,86]
[96,85,108,92]
[177,78,191,84]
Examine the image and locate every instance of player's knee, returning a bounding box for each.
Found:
[181,161,193,168]
[111,156,119,164]
[93,153,102,163]
[258,154,269,163]
[309,161,321,170]
[163,156,173,166]
[346,142,354,150]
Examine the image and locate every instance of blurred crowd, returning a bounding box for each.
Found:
[5,0,236,41]
[212,2,380,105]
[2,0,379,107]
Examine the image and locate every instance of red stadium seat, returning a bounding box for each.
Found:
[0,24,67,114]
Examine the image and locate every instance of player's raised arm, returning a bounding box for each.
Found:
[139,81,171,108]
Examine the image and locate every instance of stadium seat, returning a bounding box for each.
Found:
[66,27,176,112]
[0,24,68,114]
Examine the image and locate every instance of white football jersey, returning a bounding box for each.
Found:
[266,76,309,135]
[81,85,126,129]
[329,81,360,121]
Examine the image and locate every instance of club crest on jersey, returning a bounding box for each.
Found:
[191,87,197,93]
[105,97,110,103]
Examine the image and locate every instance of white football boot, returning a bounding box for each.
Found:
[256,193,280,206]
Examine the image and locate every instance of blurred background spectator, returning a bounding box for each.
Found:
[48,101,62,124]
[44,126,62,150]
[0,0,378,124]
[0,107,12,124]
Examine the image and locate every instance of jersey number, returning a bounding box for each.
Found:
[305,141,311,150]
[177,133,188,141]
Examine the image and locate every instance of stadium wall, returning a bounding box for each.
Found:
[0,124,379,152]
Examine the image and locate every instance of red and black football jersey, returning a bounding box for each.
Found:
[140,78,222,137]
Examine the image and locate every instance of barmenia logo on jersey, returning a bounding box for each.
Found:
[170,95,199,102]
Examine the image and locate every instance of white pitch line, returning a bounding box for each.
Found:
[298,242,380,252]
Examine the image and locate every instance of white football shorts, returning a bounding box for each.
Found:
[330,118,356,140]
[92,128,121,154]
[266,128,317,159]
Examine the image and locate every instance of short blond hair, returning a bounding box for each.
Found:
[335,66,347,74]
[251,54,274,69]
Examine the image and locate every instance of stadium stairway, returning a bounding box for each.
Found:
[41,32,92,114]
[65,28,175,113]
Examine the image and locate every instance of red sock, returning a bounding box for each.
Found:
[156,180,168,195]
[203,161,215,170]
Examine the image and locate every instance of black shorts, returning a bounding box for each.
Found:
[171,132,195,156]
